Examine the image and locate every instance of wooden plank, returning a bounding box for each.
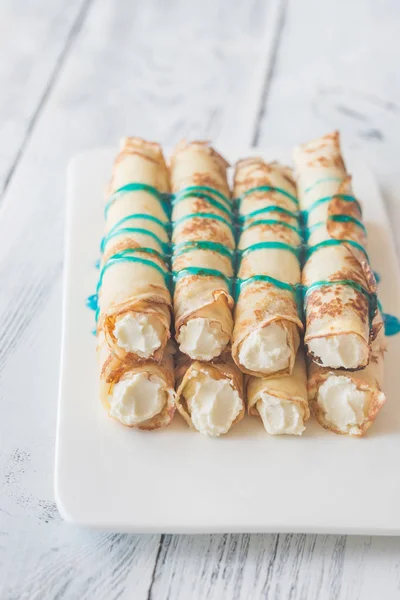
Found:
[1,530,161,599]
[148,534,279,599]
[250,1,400,598]
[150,533,400,600]
[0,0,89,196]
[266,534,400,600]
[0,0,285,596]
[255,0,400,252]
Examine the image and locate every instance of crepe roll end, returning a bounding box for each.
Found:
[256,394,306,435]
[180,372,243,437]
[238,322,291,375]
[113,312,164,358]
[109,373,167,427]
[307,334,369,370]
[177,317,230,361]
[314,375,373,436]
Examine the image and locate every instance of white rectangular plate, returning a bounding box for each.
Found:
[55,146,400,534]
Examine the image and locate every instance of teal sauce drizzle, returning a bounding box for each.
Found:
[307,215,367,237]
[173,187,231,214]
[235,276,303,317]
[106,213,170,234]
[236,185,299,208]
[173,192,230,216]
[373,270,381,283]
[174,186,231,207]
[301,182,388,332]
[329,214,367,234]
[305,279,377,326]
[95,258,100,269]
[241,218,301,236]
[171,188,235,295]
[97,250,171,294]
[305,194,363,218]
[86,293,98,311]
[88,247,170,324]
[89,183,174,328]
[101,227,170,254]
[172,212,235,237]
[173,240,234,262]
[237,241,301,264]
[304,177,342,194]
[306,238,369,262]
[173,267,233,292]
[86,292,99,326]
[236,274,299,295]
[234,185,303,311]
[377,299,400,336]
[305,278,370,300]
[237,205,298,223]
[104,183,171,219]
[383,314,400,336]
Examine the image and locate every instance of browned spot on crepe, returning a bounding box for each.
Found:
[172,252,233,275]
[174,216,234,247]
[306,287,368,325]
[102,239,168,270]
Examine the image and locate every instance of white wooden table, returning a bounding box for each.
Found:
[1,0,400,597]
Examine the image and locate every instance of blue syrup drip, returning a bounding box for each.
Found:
[373,270,381,284]
[95,258,100,269]
[86,293,98,311]
[377,299,400,336]
[87,294,99,333]
[383,313,400,336]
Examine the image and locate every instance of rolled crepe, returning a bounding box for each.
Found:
[170,141,235,360]
[247,351,309,435]
[97,137,172,362]
[308,315,387,436]
[294,131,377,370]
[232,158,303,377]
[98,331,176,430]
[175,352,245,436]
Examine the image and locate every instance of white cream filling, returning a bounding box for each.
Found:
[317,375,371,433]
[184,375,242,437]
[239,322,291,374]
[177,318,229,360]
[256,393,305,435]
[308,334,368,369]
[110,374,166,426]
[114,312,163,358]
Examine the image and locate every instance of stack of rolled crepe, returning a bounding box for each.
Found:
[232,157,309,435]
[294,131,386,435]
[96,137,175,429]
[170,141,245,436]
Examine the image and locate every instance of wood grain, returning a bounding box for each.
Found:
[255,0,400,256]
[0,0,90,197]
[1,0,400,597]
[149,534,400,600]
[0,0,286,598]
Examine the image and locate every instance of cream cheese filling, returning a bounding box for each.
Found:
[114,312,163,358]
[177,317,229,360]
[256,393,305,435]
[308,334,368,369]
[239,322,291,374]
[183,374,242,436]
[317,375,371,433]
[110,374,166,426]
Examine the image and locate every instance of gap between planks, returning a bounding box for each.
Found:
[144,0,289,594]
[0,0,95,203]
[251,0,289,147]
